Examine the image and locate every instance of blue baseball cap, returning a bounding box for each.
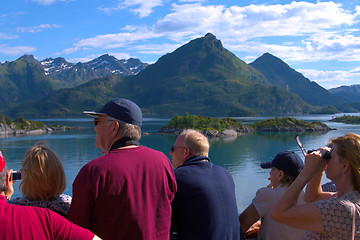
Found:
[261,151,304,177]
[83,98,142,127]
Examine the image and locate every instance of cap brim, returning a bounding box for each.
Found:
[260,162,273,169]
[83,111,107,118]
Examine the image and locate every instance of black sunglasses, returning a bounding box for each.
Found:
[93,118,115,126]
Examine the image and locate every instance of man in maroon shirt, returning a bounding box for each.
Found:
[68,98,177,240]
[0,152,99,240]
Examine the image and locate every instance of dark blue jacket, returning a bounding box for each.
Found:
[171,156,243,240]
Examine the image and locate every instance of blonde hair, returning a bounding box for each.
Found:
[20,142,66,200]
[330,133,360,192]
[181,129,210,157]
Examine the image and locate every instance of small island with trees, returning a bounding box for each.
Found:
[329,115,360,124]
[159,115,333,137]
[0,115,77,136]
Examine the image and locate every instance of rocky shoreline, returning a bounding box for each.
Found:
[0,118,79,136]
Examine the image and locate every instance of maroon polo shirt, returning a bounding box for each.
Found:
[68,146,177,240]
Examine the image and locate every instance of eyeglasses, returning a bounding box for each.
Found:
[170,145,186,152]
[94,118,115,126]
[295,131,307,157]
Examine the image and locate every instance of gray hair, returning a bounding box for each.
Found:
[109,118,142,141]
[0,165,7,192]
[181,129,209,157]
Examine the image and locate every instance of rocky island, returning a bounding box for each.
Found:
[329,115,360,124]
[159,115,333,138]
[0,115,77,136]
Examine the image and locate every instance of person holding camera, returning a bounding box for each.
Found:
[0,150,101,240]
[8,142,72,218]
[272,133,360,239]
[239,151,306,239]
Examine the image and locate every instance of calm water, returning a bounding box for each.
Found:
[1,114,360,213]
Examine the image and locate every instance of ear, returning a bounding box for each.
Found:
[343,159,351,174]
[111,121,120,138]
[184,147,192,158]
[278,170,285,180]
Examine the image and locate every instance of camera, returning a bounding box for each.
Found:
[307,149,331,160]
[295,132,331,159]
[11,170,22,181]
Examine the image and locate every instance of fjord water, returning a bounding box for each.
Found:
[2,114,360,213]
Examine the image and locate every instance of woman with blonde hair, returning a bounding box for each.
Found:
[272,133,360,239]
[8,142,71,217]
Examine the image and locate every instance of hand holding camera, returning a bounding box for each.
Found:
[10,170,22,181]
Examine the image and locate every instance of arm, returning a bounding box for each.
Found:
[239,203,260,234]
[303,149,335,203]
[304,171,334,203]
[5,169,15,200]
[271,151,327,233]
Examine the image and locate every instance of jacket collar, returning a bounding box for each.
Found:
[182,155,211,166]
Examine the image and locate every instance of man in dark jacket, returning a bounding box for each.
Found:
[170,129,243,240]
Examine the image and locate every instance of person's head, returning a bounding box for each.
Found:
[261,151,304,187]
[170,129,209,168]
[20,142,66,200]
[328,133,360,191]
[83,98,142,152]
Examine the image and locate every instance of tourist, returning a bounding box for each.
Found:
[272,133,360,239]
[170,129,242,239]
[0,150,100,240]
[8,142,72,217]
[239,151,306,239]
[68,98,177,240]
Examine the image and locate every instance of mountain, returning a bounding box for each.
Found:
[123,33,310,116]
[249,53,354,112]
[41,54,148,88]
[0,55,56,105]
[2,33,313,118]
[328,85,360,103]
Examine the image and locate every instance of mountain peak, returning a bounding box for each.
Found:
[204,32,216,39]
[18,54,37,62]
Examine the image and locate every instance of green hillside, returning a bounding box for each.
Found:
[122,33,312,117]
[250,53,355,112]
[0,55,56,105]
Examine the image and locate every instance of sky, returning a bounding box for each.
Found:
[1,0,360,89]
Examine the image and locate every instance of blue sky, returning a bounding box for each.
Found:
[1,0,360,89]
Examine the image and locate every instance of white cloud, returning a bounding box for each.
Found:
[298,68,360,89]
[178,0,205,2]
[62,28,164,54]
[133,43,182,55]
[17,24,62,33]
[99,0,163,18]
[64,1,360,65]
[0,45,36,56]
[0,33,18,40]
[32,0,56,5]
